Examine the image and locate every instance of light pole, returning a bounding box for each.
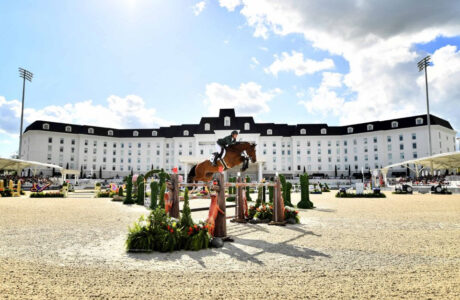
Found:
[18,68,33,159]
[417,56,432,157]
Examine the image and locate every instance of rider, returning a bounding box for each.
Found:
[212,130,238,166]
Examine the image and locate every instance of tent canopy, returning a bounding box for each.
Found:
[0,157,62,173]
[382,152,460,174]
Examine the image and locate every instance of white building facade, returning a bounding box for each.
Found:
[21,109,457,180]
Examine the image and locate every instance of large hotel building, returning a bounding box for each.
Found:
[21,109,456,181]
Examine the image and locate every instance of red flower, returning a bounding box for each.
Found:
[194,224,198,229]
[170,229,174,233]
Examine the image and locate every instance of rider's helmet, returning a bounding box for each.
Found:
[231,130,238,135]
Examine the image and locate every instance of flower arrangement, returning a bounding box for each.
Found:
[30,191,65,198]
[284,206,300,223]
[254,204,273,221]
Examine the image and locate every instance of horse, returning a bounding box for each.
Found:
[187,142,257,183]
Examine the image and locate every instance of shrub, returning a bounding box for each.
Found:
[245,176,252,202]
[280,174,293,207]
[268,185,274,203]
[183,222,210,251]
[180,188,193,228]
[226,196,236,202]
[149,181,159,209]
[248,205,257,219]
[118,186,124,197]
[30,192,65,198]
[0,189,12,197]
[254,204,273,220]
[137,175,145,205]
[284,206,300,223]
[123,174,134,204]
[158,182,166,209]
[298,173,314,209]
[96,191,112,198]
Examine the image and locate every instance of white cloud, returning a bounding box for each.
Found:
[218,0,242,12]
[203,82,281,115]
[193,1,206,16]
[259,46,269,52]
[299,72,345,117]
[264,51,334,76]
[250,56,260,69]
[0,95,171,136]
[222,0,460,129]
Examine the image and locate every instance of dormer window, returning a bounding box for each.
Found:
[152,130,158,136]
[347,127,353,134]
[321,128,327,135]
[300,128,306,135]
[88,128,94,134]
[267,129,273,135]
[65,126,72,133]
[204,123,210,131]
[42,123,50,130]
[108,130,113,136]
[416,117,423,125]
[367,124,373,131]
[391,121,398,128]
[244,122,250,130]
[224,116,231,127]
[183,130,189,136]
[133,131,139,137]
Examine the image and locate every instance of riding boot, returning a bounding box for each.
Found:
[211,153,218,166]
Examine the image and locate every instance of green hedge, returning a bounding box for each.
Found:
[30,192,66,198]
[336,192,386,198]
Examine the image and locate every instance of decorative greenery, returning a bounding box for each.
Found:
[118,186,124,197]
[254,203,273,221]
[226,196,236,202]
[123,174,135,204]
[96,191,115,198]
[30,192,65,198]
[126,207,210,253]
[158,182,166,209]
[298,173,314,209]
[268,185,274,203]
[245,175,252,202]
[256,186,263,207]
[248,205,257,219]
[280,175,293,207]
[180,188,193,228]
[336,191,386,198]
[149,181,159,209]
[137,174,145,205]
[0,189,12,197]
[322,183,331,192]
[284,206,300,223]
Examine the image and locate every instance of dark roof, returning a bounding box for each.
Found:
[24,108,454,138]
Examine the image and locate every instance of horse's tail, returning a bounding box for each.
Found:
[187,165,197,183]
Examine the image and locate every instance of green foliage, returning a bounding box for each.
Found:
[254,203,273,220]
[245,175,252,202]
[158,182,166,209]
[280,175,293,207]
[0,189,12,197]
[123,174,134,204]
[227,177,236,195]
[180,188,193,228]
[268,186,274,203]
[96,191,116,198]
[256,186,263,207]
[137,175,145,205]
[118,186,124,197]
[125,208,210,253]
[149,181,159,209]
[284,206,300,223]
[298,173,314,209]
[226,196,236,202]
[30,192,65,198]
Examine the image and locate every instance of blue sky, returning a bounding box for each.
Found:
[1,0,459,157]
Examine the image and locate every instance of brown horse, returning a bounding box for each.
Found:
[188,142,257,182]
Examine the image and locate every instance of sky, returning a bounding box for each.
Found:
[1,0,459,157]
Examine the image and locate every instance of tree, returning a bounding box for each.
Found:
[66,162,69,169]
[279,174,293,207]
[123,174,134,204]
[149,181,159,209]
[180,188,193,228]
[158,182,166,209]
[136,174,145,205]
[334,165,338,178]
[80,165,83,178]
[298,173,314,209]
[99,166,102,179]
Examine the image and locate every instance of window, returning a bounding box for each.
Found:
[399,134,403,141]
[364,138,368,144]
[373,137,377,143]
[183,130,189,136]
[267,129,272,135]
[413,152,418,159]
[400,144,404,150]
[387,136,391,143]
[391,121,398,128]
[138,143,141,148]
[48,137,52,143]
[412,133,416,140]
[347,127,353,134]
[300,128,306,135]
[224,116,231,126]
[88,128,94,134]
[42,123,50,130]
[412,143,417,149]
[321,128,327,135]
[416,117,423,125]
[60,138,64,144]
[133,131,139,137]
[367,124,373,131]
[152,130,158,136]
[65,126,72,132]
[400,153,405,159]
[204,123,210,131]
[108,130,113,136]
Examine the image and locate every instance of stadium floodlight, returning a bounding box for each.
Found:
[18,68,33,159]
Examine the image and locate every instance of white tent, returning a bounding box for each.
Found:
[0,157,62,175]
[382,152,460,177]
